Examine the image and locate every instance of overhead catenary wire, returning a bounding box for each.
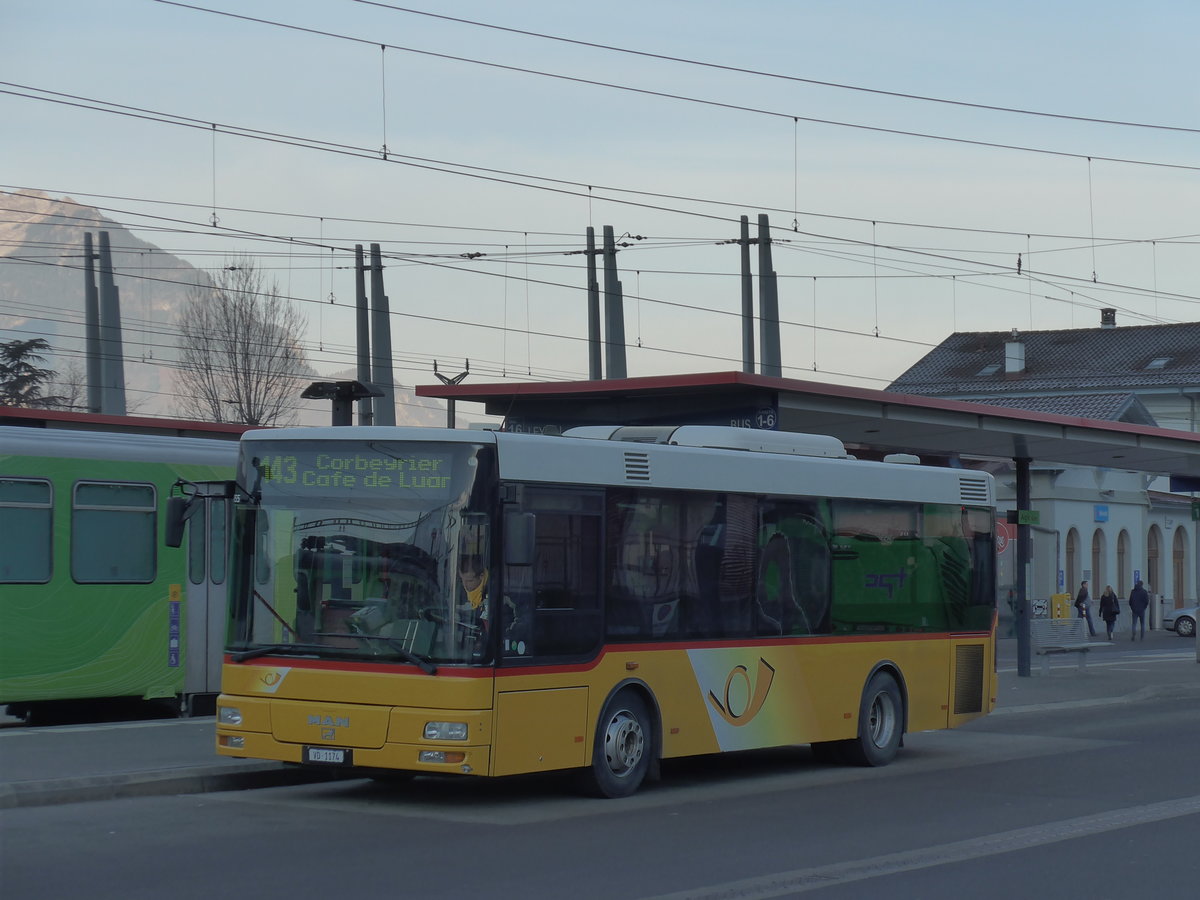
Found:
[149,2,1200,171]
[5,229,1178,382]
[3,191,1193,375]
[7,190,1196,310]
[5,11,1191,410]
[346,0,1200,136]
[7,182,1196,247]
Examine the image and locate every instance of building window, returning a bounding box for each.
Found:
[1065,528,1080,589]
[1147,527,1162,598]
[1172,527,1187,607]
[1091,529,1106,590]
[1117,530,1130,596]
[72,481,156,583]
[0,477,52,583]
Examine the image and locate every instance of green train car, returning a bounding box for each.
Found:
[1,420,239,721]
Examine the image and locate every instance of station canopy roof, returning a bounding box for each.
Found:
[416,371,1200,486]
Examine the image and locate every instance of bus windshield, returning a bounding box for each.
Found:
[227,438,495,668]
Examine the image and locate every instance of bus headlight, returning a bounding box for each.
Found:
[423,721,468,741]
[219,706,243,726]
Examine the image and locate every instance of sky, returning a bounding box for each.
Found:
[2,0,1198,415]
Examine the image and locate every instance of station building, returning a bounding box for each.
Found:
[889,312,1200,629]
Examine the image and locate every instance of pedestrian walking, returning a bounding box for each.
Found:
[1098,584,1120,640]
[1075,580,1096,636]
[1128,580,1149,640]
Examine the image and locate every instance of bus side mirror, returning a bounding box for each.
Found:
[165,496,189,548]
[504,513,536,566]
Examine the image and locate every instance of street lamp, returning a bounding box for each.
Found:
[302,380,384,427]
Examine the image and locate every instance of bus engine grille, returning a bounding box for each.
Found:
[953,643,985,715]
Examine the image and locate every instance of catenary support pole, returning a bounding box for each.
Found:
[83,233,102,413]
[368,244,396,426]
[740,216,755,375]
[757,215,781,376]
[354,245,373,425]
[586,226,602,380]
[602,226,627,380]
[96,231,126,415]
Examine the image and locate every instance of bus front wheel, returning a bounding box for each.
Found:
[842,671,903,767]
[584,691,653,798]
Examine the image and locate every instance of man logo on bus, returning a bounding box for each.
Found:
[707,657,776,726]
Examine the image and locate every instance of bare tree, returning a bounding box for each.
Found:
[42,357,86,411]
[175,258,311,425]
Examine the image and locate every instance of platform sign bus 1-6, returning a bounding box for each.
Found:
[210,425,998,797]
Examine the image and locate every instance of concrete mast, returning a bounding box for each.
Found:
[368,243,396,426]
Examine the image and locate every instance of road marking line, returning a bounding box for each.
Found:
[638,795,1200,899]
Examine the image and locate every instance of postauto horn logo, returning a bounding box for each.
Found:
[707,658,776,726]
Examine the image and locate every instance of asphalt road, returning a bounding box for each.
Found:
[2,672,1197,900]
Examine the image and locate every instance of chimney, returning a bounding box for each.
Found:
[1101,308,1116,329]
[1005,328,1025,374]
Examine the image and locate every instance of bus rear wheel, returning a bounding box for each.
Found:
[842,671,902,767]
[584,691,652,798]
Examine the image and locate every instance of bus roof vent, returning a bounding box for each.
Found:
[958,476,990,504]
[666,426,847,458]
[561,425,620,440]
[607,426,678,444]
[564,424,848,459]
[883,453,921,465]
[624,451,652,482]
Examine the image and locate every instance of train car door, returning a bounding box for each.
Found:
[183,484,231,712]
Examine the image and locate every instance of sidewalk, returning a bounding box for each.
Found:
[0,717,345,809]
[993,627,1198,715]
[2,631,1195,809]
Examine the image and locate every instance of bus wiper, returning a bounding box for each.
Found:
[314,632,439,675]
[229,643,325,663]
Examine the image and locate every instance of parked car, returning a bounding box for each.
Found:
[1162,605,1197,637]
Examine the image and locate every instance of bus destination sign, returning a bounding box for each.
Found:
[258,451,453,493]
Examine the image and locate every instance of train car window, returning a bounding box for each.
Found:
[71,482,156,584]
[210,498,228,584]
[0,477,52,584]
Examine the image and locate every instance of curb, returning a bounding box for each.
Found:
[992,681,1200,717]
[0,762,346,810]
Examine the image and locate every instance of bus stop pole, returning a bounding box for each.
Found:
[1016,456,1032,677]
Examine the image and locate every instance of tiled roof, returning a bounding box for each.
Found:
[889,321,1200,396]
[961,393,1158,425]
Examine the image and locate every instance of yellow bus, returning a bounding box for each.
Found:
[209,424,996,797]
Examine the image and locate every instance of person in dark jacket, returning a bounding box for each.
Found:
[1098,585,1120,640]
[1075,580,1096,636]
[1128,580,1150,640]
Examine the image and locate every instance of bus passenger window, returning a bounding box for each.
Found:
[758,501,831,636]
[503,489,602,661]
